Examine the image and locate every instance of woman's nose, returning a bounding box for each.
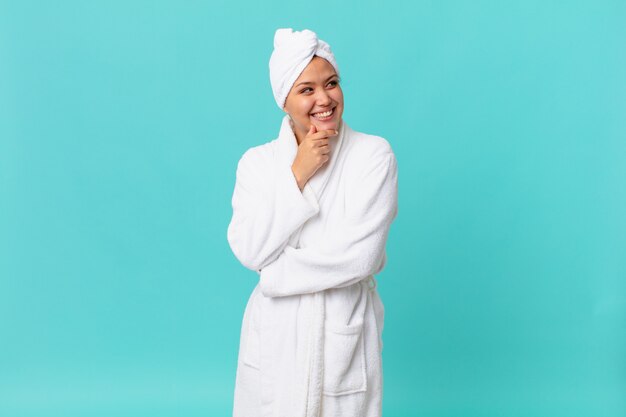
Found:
[315,89,332,105]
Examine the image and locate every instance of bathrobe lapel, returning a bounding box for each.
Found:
[265,115,347,417]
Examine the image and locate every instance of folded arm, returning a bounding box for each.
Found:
[259,151,398,297]
[227,149,320,272]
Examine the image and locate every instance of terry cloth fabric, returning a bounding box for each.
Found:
[228,114,398,417]
[269,28,340,110]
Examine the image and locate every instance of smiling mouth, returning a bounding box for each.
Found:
[311,107,335,120]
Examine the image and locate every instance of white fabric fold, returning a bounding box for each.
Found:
[269,28,340,110]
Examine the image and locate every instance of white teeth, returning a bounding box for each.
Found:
[312,108,334,118]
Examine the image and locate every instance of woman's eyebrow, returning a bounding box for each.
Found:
[295,74,338,87]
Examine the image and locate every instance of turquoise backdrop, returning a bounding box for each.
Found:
[1,1,624,416]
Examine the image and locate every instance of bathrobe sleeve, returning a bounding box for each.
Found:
[259,150,398,297]
[227,148,320,272]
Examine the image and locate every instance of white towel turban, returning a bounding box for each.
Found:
[269,28,340,110]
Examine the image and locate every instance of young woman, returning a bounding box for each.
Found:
[227,28,399,417]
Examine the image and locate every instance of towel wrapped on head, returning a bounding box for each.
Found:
[269,28,340,110]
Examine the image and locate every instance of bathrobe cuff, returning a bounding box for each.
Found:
[276,162,320,216]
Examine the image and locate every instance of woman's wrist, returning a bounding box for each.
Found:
[291,164,306,191]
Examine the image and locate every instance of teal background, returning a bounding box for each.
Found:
[1,1,624,416]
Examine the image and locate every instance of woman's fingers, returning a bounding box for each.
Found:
[307,128,338,141]
[312,138,329,148]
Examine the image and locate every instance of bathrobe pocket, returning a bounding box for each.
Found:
[323,320,367,396]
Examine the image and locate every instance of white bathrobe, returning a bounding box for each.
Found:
[227,114,398,417]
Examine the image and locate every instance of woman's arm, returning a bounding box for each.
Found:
[258,151,398,297]
[227,149,320,272]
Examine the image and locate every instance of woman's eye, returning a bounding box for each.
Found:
[300,80,339,94]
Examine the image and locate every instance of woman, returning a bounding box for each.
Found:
[227,28,398,417]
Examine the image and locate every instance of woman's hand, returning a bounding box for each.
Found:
[291,124,338,191]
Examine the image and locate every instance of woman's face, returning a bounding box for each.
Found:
[283,56,344,142]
